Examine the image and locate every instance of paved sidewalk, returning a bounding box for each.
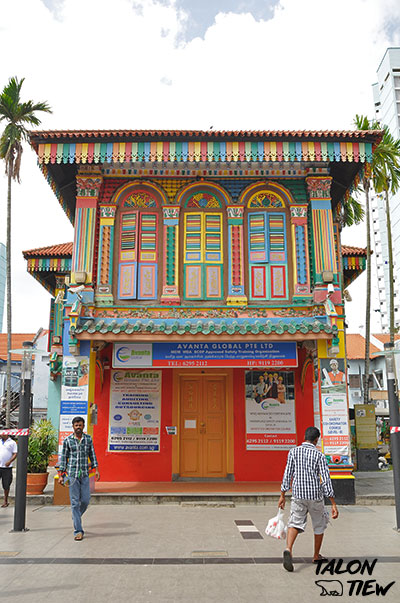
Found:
[8,468,397,505]
[0,502,399,602]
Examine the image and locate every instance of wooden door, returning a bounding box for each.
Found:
[179,375,226,478]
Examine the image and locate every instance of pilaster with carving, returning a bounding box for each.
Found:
[290,205,312,302]
[161,207,181,304]
[226,206,247,305]
[71,168,103,285]
[95,204,117,305]
[306,176,338,287]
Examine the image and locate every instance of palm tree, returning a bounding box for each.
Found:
[354,114,379,404]
[372,126,400,344]
[354,115,400,403]
[0,77,51,426]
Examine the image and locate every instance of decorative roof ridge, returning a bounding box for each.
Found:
[29,129,383,144]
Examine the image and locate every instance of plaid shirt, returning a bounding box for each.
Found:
[59,433,98,479]
[281,442,335,500]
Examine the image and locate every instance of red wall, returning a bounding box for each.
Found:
[233,347,314,481]
[93,362,173,482]
[93,347,314,483]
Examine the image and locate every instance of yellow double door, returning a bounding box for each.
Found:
[179,375,227,478]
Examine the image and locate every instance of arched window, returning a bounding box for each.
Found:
[180,189,225,301]
[115,187,162,301]
[245,188,290,301]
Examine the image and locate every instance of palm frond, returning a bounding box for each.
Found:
[0,76,52,181]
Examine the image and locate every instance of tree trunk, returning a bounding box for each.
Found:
[5,162,12,427]
[364,180,371,405]
[384,189,395,344]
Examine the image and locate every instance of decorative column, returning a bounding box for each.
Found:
[306,176,339,302]
[95,204,117,305]
[161,206,181,304]
[71,169,103,286]
[226,206,247,306]
[290,205,312,302]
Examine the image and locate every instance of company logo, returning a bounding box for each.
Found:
[112,372,124,383]
[113,414,122,421]
[116,346,131,363]
[324,396,333,406]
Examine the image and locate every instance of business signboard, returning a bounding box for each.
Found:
[113,342,298,369]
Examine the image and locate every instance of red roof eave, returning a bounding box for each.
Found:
[23,242,73,258]
[29,129,383,148]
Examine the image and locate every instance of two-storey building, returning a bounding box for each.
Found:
[26,129,381,503]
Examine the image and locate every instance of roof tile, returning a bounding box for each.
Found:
[23,243,73,258]
[29,129,383,144]
[0,334,37,362]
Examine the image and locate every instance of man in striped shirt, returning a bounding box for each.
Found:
[59,417,100,541]
[278,426,339,572]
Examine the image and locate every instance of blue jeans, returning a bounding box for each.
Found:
[68,475,91,535]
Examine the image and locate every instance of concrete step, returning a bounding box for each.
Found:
[8,492,396,506]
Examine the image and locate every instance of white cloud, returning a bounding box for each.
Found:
[0,0,399,332]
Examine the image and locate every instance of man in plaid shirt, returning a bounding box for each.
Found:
[59,417,100,540]
[278,426,338,572]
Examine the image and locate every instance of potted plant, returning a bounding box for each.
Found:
[27,419,58,495]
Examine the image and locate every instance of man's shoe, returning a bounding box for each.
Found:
[74,533,83,541]
[283,549,294,572]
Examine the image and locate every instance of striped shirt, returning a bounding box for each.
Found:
[281,442,335,500]
[59,433,98,479]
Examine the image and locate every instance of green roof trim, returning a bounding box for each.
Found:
[72,317,337,337]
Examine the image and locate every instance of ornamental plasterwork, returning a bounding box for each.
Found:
[76,176,102,197]
[83,305,325,320]
[248,191,284,208]
[227,206,244,218]
[100,205,117,218]
[163,206,180,219]
[306,177,332,199]
[123,192,157,207]
[290,206,307,219]
[185,192,222,208]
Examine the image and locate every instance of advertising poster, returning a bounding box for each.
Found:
[245,370,296,450]
[320,358,346,393]
[109,370,161,451]
[59,356,89,454]
[321,392,350,460]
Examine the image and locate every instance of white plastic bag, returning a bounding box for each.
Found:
[265,508,287,540]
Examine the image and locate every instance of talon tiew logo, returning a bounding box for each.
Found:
[314,559,395,597]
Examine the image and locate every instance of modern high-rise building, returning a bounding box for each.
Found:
[0,243,6,333]
[371,47,400,332]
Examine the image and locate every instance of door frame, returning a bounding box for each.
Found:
[172,369,234,479]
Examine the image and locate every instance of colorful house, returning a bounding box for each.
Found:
[26,129,381,503]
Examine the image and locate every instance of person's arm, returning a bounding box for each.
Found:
[278,451,294,509]
[5,452,17,467]
[58,439,69,485]
[88,436,100,481]
[319,454,339,519]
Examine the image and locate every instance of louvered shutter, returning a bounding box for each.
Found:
[137,212,158,299]
[118,211,138,299]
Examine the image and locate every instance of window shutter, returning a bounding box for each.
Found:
[137,212,158,299]
[266,213,288,299]
[183,212,224,300]
[118,211,138,299]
